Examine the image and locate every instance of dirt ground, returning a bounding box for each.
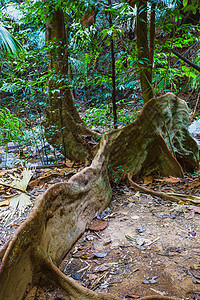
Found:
[1,149,200,299]
[58,181,200,300]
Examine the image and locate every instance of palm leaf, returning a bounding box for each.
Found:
[0,24,23,56]
[0,0,5,7]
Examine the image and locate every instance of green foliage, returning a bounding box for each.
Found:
[153,22,200,92]
[83,99,138,130]
[0,108,25,146]
[0,24,23,55]
[186,49,200,90]
[0,17,48,118]
[0,0,199,141]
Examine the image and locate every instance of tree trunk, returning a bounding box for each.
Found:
[0,93,198,300]
[108,0,118,129]
[45,8,99,162]
[136,0,154,103]
[149,2,156,72]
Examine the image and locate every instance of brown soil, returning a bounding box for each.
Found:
[58,182,200,300]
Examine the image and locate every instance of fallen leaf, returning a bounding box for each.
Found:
[144,176,153,184]
[178,201,185,205]
[65,160,74,168]
[126,294,140,299]
[187,181,200,190]
[0,167,35,192]
[0,170,6,176]
[71,272,82,280]
[185,211,195,219]
[142,275,159,284]
[136,237,150,246]
[127,197,135,202]
[89,219,108,231]
[168,247,185,253]
[0,199,10,207]
[131,215,140,220]
[93,264,110,273]
[155,176,181,184]
[87,274,98,280]
[0,193,32,223]
[2,193,18,198]
[136,225,146,233]
[152,212,168,219]
[93,252,109,258]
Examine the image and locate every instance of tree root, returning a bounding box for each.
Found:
[128,174,200,206]
[0,93,197,300]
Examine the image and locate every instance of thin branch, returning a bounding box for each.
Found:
[168,47,200,72]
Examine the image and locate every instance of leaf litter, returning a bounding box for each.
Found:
[1,157,200,298]
[59,174,200,299]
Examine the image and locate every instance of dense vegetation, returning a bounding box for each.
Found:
[0,0,199,162]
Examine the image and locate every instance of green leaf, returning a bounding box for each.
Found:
[183,4,197,14]
[0,24,24,56]
[183,0,188,7]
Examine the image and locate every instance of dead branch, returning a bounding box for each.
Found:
[168,47,200,72]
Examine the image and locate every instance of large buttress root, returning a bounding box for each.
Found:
[0,139,114,300]
[100,92,199,179]
[0,93,197,299]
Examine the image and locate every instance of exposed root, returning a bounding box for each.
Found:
[128,173,200,206]
[0,93,198,299]
[34,246,118,300]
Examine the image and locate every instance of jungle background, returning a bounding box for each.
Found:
[0,0,200,299]
[0,0,199,165]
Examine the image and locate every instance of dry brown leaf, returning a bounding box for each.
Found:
[0,200,10,207]
[57,160,74,167]
[127,197,135,202]
[3,193,18,198]
[87,274,98,280]
[65,160,74,167]
[0,170,6,176]
[24,286,46,300]
[155,176,181,184]
[187,181,200,190]
[29,172,54,188]
[190,269,200,279]
[29,168,72,189]
[89,219,108,231]
[92,263,110,273]
[126,294,139,299]
[144,176,153,184]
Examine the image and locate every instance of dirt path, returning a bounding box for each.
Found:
[59,184,200,299]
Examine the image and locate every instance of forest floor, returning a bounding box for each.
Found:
[1,143,200,299]
[60,178,200,300]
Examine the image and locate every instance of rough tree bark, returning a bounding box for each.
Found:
[0,93,198,300]
[45,8,99,162]
[108,0,118,129]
